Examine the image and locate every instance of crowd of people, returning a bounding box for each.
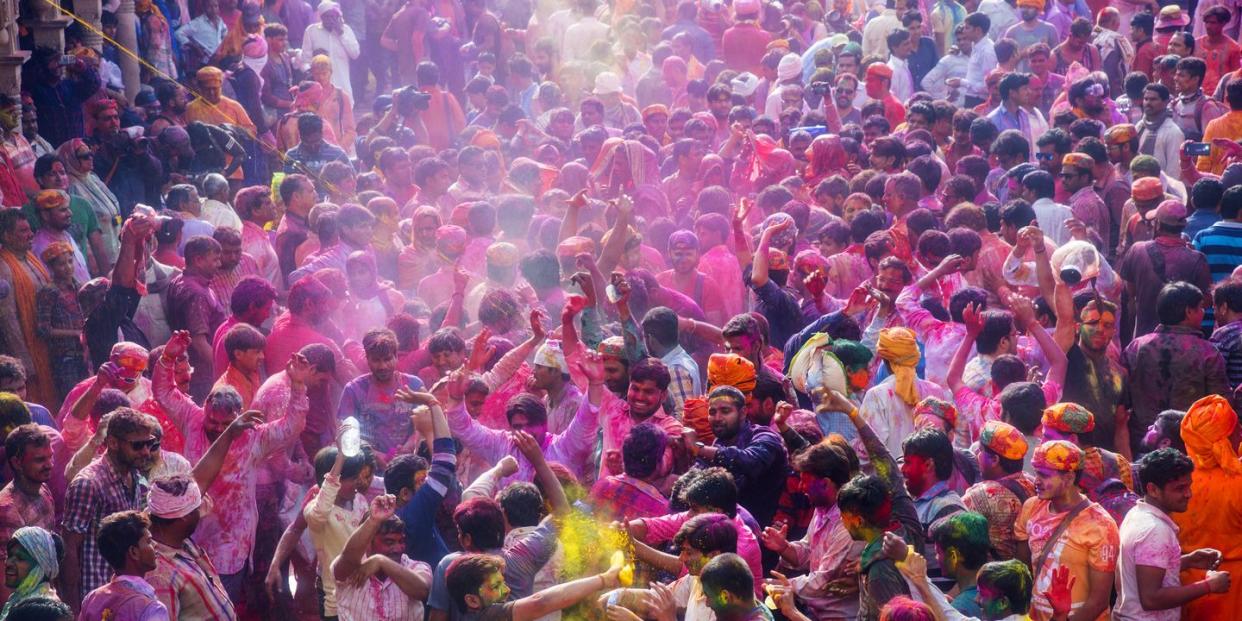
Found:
[5,0,1242,619]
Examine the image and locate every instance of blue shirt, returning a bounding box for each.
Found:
[1185,209,1222,241]
[398,437,457,568]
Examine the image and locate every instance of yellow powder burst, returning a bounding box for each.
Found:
[557,510,632,579]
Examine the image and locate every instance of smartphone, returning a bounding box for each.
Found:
[1187,142,1212,157]
[60,54,76,66]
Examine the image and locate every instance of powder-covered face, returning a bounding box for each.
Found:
[976,583,1010,621]
[1078,307,1116,351]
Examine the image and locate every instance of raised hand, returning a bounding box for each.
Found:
[96,361,123,389]
[453,265,471,294]
[577,350,607,385]
[962,302,985,337]
[760,521,789,552]
[529,309,547,341]
[803,268,827,299]
[286,352,313,388]
[369,494,398,522]
[497,455,519,477]
[465,327,495,372]
[766,572,798,617]
[511,429,545,462]
[394,388,439,407]
[569,189,588,210]
[896,551,927,582]
[1007,293,1037,330]
[881,531,909,562]
[165,330,192,359]
[936,253,965,275]
[227,410,264,436]
[773,401,795,430]
[843,285,873,316]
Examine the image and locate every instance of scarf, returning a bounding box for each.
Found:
[1182,395,1242,476]
[1137,111,1168,156]
[0,249,53,405]
[0,527,60,621]
[877,327,921,407]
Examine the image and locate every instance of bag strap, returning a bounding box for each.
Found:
[1145,241,1167,282]
[997,476,1031,505]
[1032,498,1091,578]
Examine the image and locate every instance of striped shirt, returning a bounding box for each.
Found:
[1192,220,1242,281]
[1211,319,1242,389]
[335,555,432,621]
[146,538,237,621]
[208,252,262,309]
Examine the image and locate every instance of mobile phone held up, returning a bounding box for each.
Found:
[1186,142,1212,157]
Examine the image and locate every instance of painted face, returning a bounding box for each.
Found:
[432,350,463,374]
[367,353,397,384]
[602,357,629,394]
[669,243,699,274]
[233,348,265,375]
[507,413,548,444]
[901,453,934,497]
[372,529,407,559]
[626,379,665,418]
[13,444,54,484]
[846,368,871,392]
[1032,466,1071,500]
[800,471,837,507]
[464,390,487,417]
[4,542,33,589]
[1078,308,1116,352]
[478,570,509,607]
[204,405,238,439]
[976,582,1011,621]
[723,334,760,363]
[679,544,709,575]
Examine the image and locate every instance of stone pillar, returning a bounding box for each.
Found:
[26,0,71,50]
[114,0,138,100]
[75,0,102,51]
[0,0,26,97]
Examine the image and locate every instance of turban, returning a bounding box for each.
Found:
[598,336,626,359]
[111,342,150,375]
[913,397,957,432]
[311,54,333,74]
[434,225,468,259]
[877,327,920,406]
[777,53,802,81]
[533,340,569,374]
[707,353,757,394]
[556,235,595,257]
[668,230,699,250]
[86,98,117,119]
[39,241,74,265]
[149,478,205,519]
[317,0,341,16]
[1042,402,1095,435]
[1181,394,1242,475]
[865,63,893,81]
[35,189,67,210]
[1061,152,1094,171]
[0,526,60,617]
[642,104,669,120]
[980,420,1028,461]
[1103,124,1137,145]
[196,66,224,87]
[682,397,715,444]
[1015,0,1044,8]
[1032,440,1083,472]
[486,242,519,268]
[1132,176,1164,201]
[794,249,828,274]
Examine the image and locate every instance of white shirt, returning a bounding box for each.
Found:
[201,198,243,231]
[335,554,432,621]
[921,53,969,104]
[176,15,228,57]
[1113,500,1182,621]
[978,0,1019,41]
[888,56,914,101]
[965,36,997,100]
[859,375,952,458]
[299,23,361,100]
[562,17,610,63]
[1031,197,1075,246]
[862,10,901,58]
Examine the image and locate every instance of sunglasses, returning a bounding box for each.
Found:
[1035,152,1054,161]
[129,438,160,451]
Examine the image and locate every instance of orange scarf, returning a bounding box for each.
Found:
[0,249,55,406]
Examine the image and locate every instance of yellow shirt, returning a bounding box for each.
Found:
[185,96,257,135]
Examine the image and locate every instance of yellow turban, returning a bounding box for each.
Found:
[877,327,920,406]
[1032,440,1083,472]
[707,353,757,394]
[1181,395,1242,476]
[35,189,67,210]
[196,66,224,87]
[39,241,75,264]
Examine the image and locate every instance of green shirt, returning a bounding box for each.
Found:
[22,193,101,258]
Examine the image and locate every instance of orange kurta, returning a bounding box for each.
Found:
[1172,465,1242,619]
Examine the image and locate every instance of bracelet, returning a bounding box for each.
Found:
[598,574,608,590]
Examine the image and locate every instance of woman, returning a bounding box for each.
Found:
[1,527,63,621]
[310,54,356,156]
[341,251,406,343]
[35,243,87,402]
[136,0,177,81]
[803,134,849,187]
[56,139,121,266]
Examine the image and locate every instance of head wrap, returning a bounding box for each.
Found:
[865,63,893,81]
[0,527,60,618]
[1181,394,1242,475]
[979,420,1028,461]
[55,138,93,179]
[1132,176,1164,201]
[913,397,957,432]
[1103,124,1137,145]
[39,241,74,265]
[434,225,468,260]
[793,249,828,275]
[777,53,802,81]
[707,353,757,394]
[1042,402,1095,434]
[533,340,569,374]
[486,242,519,268]
[642,104,669,120]
[35,189,67,210]
[196,66,224,87]
[1061,152,1094,171]
[668,230,699,250]
[148,478,205,519]
[1015,0,1044,9]
[1032,440,1084,472]
[317,0,341,16]
[556,235,595,257]
[110,342,150,375]
[598,336,626,359]
[877,327,920,406]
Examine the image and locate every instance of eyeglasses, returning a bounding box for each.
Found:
[1035,152,1054,161]
[129,438,160,451]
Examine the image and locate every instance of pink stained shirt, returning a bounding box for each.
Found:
[444,396,600,485]
[781,504,863,620]
[152,360,309,575]
[264,310,345,372]
[697,244,746,319]
[637,510,765,595]
[597,390,684,484]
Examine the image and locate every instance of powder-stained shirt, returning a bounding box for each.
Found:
[1014,498,1119,621]
[588,474,668,522]
[335,555,432,621]
[337,373,424,457]
[147,538,236,620]
[446,397,598,484]
[1211,319,1242,388]
[1122,325,1230,429]
[1114,500,1182,621]
[780,504,863,620]
[962,473,1035,560]
[0,481,56,570]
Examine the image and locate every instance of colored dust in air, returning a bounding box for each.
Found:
[557,510,634,581]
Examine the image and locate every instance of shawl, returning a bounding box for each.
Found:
[0,248,54,406]
[0,527,60,621]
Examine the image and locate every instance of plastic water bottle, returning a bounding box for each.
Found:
[340,417,361,457]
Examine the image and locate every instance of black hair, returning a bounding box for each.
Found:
[1000,199,1036,229]
[793,441,854,486]
[98,510,151,571]
[498,482,545,528]
[1139,447,1194,493]
[976,310,1015,355]
[673,513,738,555]
[999,381,1046,434]
[622,422,668,480]
[383,453,430,495]
[902,428,954,481]
[1021,170,1056,199]
[641,306,680,348]
[1156,281,1204,326]
[929,511,990,570]
[699,553,754,602]
[977,560,1033,615]
[837,474,893,526]
[685,467,739,517]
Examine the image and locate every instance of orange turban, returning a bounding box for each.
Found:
[1032,440,1083,472]
[682,397,715,444]
[877,328,920,406]
[980,421,1028,461]
[35,189,67,210]
[1181,395,1242,475]
[1042,403,1095,435]
[707,353,757,394]
[196,66,224,86]
[39,241,74,264]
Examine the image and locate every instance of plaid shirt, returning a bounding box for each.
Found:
[62,458,148,594]
[147,538,237,621]
[588,474,668,521]
[660,346,700,419]
[962,473,1035,560]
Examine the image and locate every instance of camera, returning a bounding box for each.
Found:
[393,86,432,117]
[809,81,831,96]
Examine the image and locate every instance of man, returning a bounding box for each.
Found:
[31,190,90,283]
[1003,0,1058,61]
[444,552,624,621]
[862,326,952,457]
[1118,200,1212,339]
[0,210,55,412]
[1015,440,1118,621]
[1021,170,1074,245]
[721,0,771,73]
[561,0,610,63]
[959,12,997,108]
[963,420,1034,560]
[26,47,100,148]
[80,510,168,620]
[986,73,1035,146]
[283,113,351,178]
[1195,6,1241,96]
[901,427,966,571]
[864,64,906,128]
[1193,185,1242,286]
[684,386,786,526]
[1172,56,1226,142]
[155,330,313,598]
[184,67,257,137]
[384,400,457,568]
[1211,279,1242,389]
[1198,80,1242,175]
[1114,447,1232,619]
[145,474,236,619]
[210,276,276,378]
[591,72,641,130]
[1039,403,1135,515]
[699,554,772,621]
[332,495,433,621]
[862,0,905,59]
[338,328,424,458]
[165,236,226,401]
[527,339,583,435]
[213,323,266,408]
[0,95,37,199]
[921,26,972,104]
[640,307,700,419]
[885,29,916,101]
[1060,152,1110,244]
[60,408,154,609]
[209,228,261,312]
[177,0,227,62]
[1123,282,1229,448]
[200,173,241,230]
[0,424,57,603]
[299,1,360,100]
[1134,83,1185,178]
[926,511,991,615]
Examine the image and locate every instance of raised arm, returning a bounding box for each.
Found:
[154,331,206,433]
[514,430,569,515]
[752,218,792,288]
[512,556,624,621]
[946,303,984,395]
[193,410,263,491]
[1009,293,1067,387]
[597,196,634,275]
